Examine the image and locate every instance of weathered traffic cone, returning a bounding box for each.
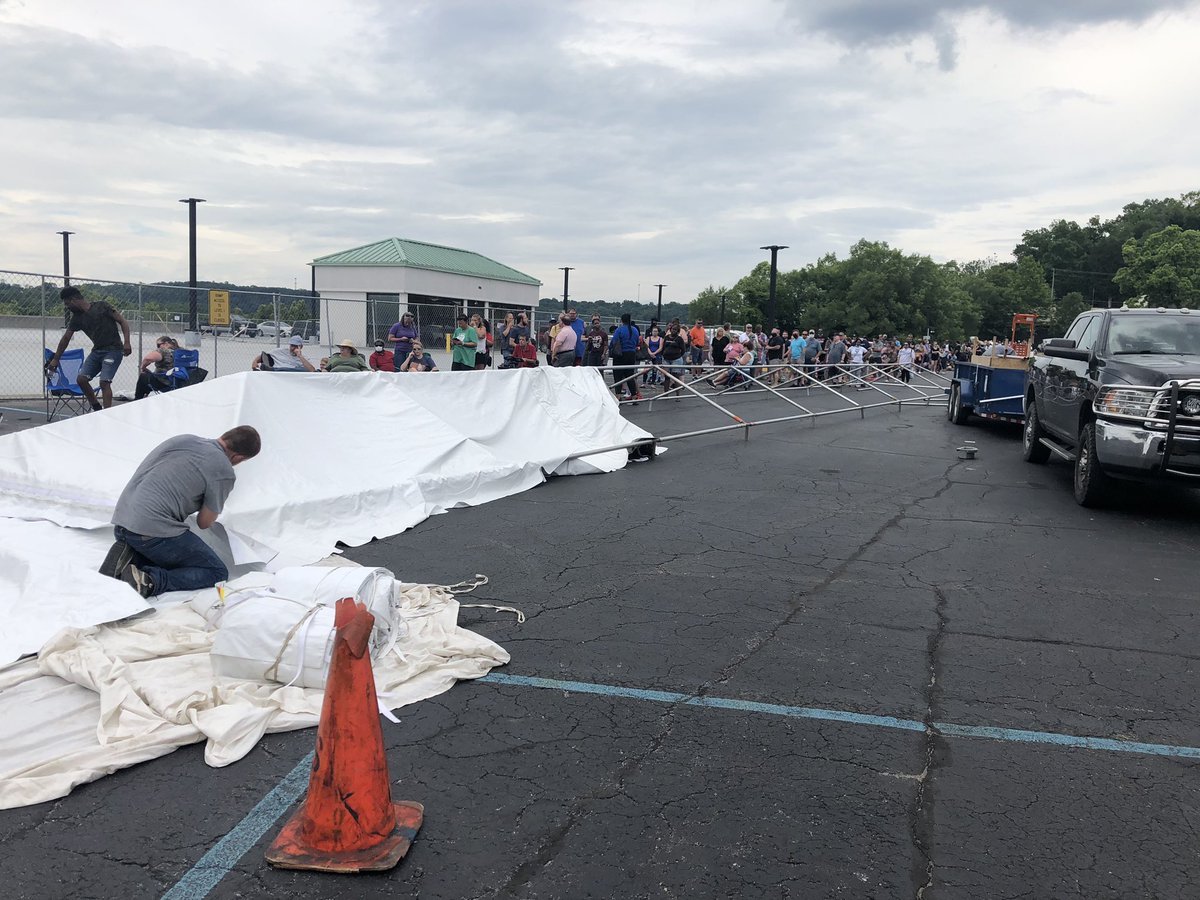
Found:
[266,597,423,873]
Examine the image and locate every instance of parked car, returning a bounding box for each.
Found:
[200,315,258,337]
[256,321,292,338]
[1023,307,1200,506]
[289,319,321,341]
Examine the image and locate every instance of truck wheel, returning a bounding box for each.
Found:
[1022,400,1050,464]
[948,383,971,425]
[1073,422,1110,507]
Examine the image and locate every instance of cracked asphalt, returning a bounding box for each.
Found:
[4,383,1200,899]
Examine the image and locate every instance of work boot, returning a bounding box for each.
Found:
[99,541,135,579]
[119,563,156,598]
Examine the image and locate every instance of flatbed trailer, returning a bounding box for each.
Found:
[946,314,1036,426]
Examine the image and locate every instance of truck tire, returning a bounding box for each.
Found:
[1073,422,1110,507]
[948,382,971,425]
[1022,398,1051,464]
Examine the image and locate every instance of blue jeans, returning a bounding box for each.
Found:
[114,525,228,594]
[81,349,123,382]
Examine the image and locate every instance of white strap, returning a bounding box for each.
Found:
[460,603,526,623]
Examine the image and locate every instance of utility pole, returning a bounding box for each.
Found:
[180,198,205,330]
[760,245,788,327]
[654,284,667,324]
[559,267,574,312]
[720,293,727,325]
[56,231,74,286]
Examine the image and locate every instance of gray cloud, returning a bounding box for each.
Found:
[1,2,1196,300]
[782,0,1198,69]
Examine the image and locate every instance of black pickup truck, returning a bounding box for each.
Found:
[1022,307,1200,506]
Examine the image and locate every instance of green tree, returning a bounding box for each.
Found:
[1114,225,1200,307]
[688,285,740,324]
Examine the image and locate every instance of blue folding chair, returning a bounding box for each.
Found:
[154,348,207,393]
[44,347,91,421]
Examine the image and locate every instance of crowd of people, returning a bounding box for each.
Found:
[242,309,1005,406]
[46,285,1008,416]
[532,315,982,401]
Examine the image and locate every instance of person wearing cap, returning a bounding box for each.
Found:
[323,340,369,373]
[251,335,316,372]
[369,339,395,372]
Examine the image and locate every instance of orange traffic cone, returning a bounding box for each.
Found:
[266,597,424,873]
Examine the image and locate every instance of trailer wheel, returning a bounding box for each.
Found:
[1073,422,1110,507]
[948,383,971,425]
[1022,400,1050,464]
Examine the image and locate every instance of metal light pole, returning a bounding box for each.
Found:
[559,267,574,312]
[56,231,74,286]
[760,245,787,328]
[720,293,727,325]
[654,283,667,323]
[180,198,206,330]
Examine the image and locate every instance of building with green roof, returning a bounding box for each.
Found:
[310,238,542,349]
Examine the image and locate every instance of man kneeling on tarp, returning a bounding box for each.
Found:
[100,426,262,597]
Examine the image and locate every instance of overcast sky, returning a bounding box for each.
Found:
[2,0,1198,303]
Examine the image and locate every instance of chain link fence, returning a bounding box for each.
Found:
[0,270,554,400]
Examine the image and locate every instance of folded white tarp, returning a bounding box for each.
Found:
[0,576,509,810]
[0,367,651,664]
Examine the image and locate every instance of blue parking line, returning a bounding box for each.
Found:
[481,672,1200,759]
[160,752,313,900]
[162,671,1200,900]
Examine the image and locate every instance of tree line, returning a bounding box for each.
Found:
[688,192,1200,341]
[0,279,314,321]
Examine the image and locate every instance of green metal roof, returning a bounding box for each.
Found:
[311,238,541,286]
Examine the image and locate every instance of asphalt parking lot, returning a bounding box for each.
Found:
[3,380,1200,899]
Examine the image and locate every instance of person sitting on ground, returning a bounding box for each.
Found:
[368,339,395,372]
[134,335,180,399]
[510,332,539,367]
[101,425,261,597]
[251,335,316,371]
[323,339,369,372]
[398,340,438,372]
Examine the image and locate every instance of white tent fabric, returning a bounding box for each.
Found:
[0,367,650,664]
[0,367,649,808]
[0,575,510,810]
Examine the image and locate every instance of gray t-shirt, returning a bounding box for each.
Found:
[264,348,306,371]
[112,435,235,537]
